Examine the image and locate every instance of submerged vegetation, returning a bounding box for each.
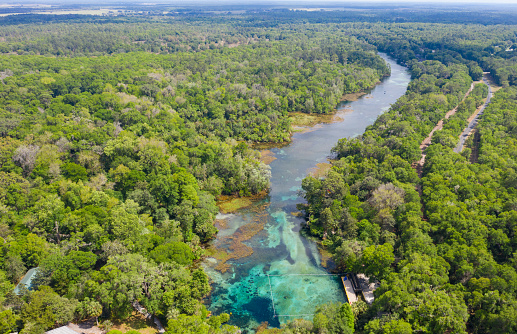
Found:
[0,3,517,334]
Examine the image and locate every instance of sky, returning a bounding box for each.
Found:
[5,0,517,4]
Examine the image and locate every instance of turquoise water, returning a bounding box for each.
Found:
[203,54,410,332]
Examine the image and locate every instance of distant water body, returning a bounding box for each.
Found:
[204,54,411,332]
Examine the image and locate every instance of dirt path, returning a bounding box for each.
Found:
[68,319,104,334]
[132,300,165,333]
[412,81,478,177]
[411,80,478,219]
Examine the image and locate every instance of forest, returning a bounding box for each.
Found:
[297,16,517,334]
[0,5,517,334]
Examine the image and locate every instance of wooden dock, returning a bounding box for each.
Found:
[341,276,358,304]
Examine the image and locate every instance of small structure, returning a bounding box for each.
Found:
[341,273,379,305]
[349,274,361,292]
[14,267,39,295]
[356,273,379,305]
[45,326,80,334]
[341,276,357,304]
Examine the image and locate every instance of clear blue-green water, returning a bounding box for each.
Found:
[203,54,410,332]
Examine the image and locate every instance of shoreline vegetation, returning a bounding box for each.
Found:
[215,79,385,214]
[216,190,269,214]
[213,77,385,225]
[289,81,382,132]
[1,6,517,334]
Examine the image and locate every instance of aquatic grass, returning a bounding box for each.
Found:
[209,248,231,261]
[215,218,229,229]
[307,162,332,179]
[214,204,269,272]
[260,150,277,165]
[289,112,334,128]
[217,191,269,214]
[340,91,367,102]
[218,197,253,213]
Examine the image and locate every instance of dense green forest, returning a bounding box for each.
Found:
[1,6,517,334]
[0,11,391,334]
[296,14,517,334]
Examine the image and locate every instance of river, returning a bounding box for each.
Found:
[203,53,411,332]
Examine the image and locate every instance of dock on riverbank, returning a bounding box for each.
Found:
[342,274,379,305]
[341,276,357,304]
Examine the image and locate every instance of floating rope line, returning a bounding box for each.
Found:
[267,273,342,276]
[266,274,276,316]
[276,314,315,317]
[265,273,349,318]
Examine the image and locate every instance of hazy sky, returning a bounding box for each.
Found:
[7,0,517,4]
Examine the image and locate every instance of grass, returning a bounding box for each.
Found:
[217,197,253,213]
[307,162,332,179]
[289,112,334,128]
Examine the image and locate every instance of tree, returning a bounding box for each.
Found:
[361,243,395,280]
[312,303,354,334]
[382,319,413,334]
[62,163,88,182]
[150,242,195,265]
[312,313,328,333]
[405,289,468,334]
[12,233,50,268]
[21,286,77,331]
[166,308,236,334]
[76,297,102,325]
[0,271,14,305]
[32,194,67,237]
[12,145,40,176]
[0,310,17,334]
[37,251,97,294]
[333,240,365,271]
[368,183,405,211]
[107,200,144,244]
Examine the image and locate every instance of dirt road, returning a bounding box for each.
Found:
[453,75,492,153]
[412,80,477,176]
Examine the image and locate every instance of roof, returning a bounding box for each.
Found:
[13,267,39,295]
[357,273,380,305]
[45,326,80,334]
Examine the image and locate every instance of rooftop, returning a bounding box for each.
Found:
[45,326,80,334]
[13,267,39,295]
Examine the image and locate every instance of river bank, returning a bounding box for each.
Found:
[203,53,411,333]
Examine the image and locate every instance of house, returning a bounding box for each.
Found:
[45,326,80,334]
[13,267,39,295]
